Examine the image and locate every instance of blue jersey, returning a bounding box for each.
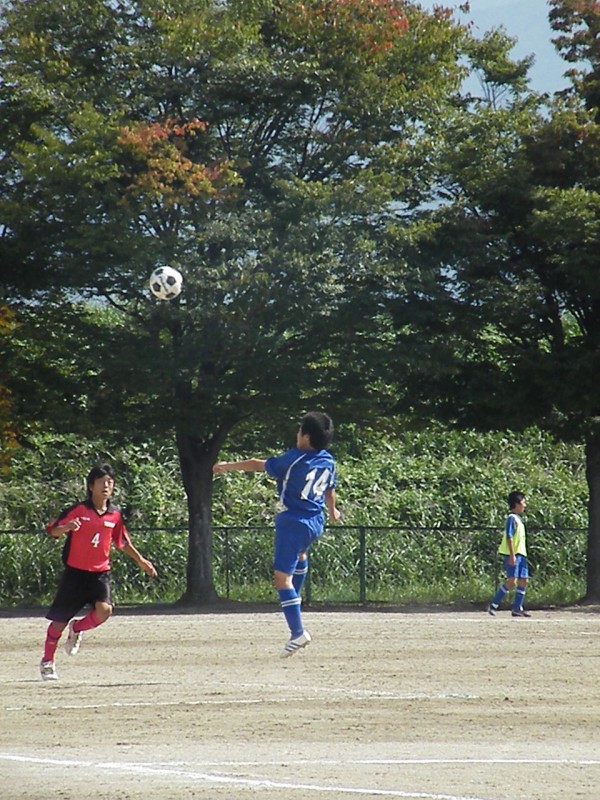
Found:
[265,447,336,519]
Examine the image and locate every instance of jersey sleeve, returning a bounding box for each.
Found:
[264,452,288,479]
[45,503,81,535]
[328,462,337,489]
[505,514,517,538]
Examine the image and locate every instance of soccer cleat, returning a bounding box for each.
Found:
[64,620,83,655]
[40,660,58,681]
[487,603,497,616]
[511,609,532,618]
[280,630,312,658]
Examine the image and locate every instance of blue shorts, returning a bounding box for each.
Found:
[273,512,324,575]
[503,554,529,580]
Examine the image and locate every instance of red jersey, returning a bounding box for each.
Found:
[46,499,129,572]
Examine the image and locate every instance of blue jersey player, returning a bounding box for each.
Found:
[213,411,340,657]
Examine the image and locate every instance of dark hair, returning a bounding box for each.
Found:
[300,411,334,450]
[508,491,525,509]
[86,463,115,498]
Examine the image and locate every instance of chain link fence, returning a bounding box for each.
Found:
[0,525,588,607]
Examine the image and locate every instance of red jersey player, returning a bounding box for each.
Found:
[40,463,157,681]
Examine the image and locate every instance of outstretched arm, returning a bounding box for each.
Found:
[213,458,266,473]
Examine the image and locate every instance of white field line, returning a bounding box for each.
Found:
[208,680,479,699]
[0,752,510,800]
[5,697,267,711]
[109,757,600,768]
[3,678,457,700]
[4,685,479,712]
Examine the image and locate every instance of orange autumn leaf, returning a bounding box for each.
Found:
[117,118,237,208]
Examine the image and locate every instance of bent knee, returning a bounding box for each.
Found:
[273,570,292,590]
[95,602,113,622]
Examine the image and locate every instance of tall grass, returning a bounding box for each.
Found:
[0,524,586,608]
[0,425,588,607]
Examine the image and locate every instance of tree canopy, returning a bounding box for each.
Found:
[0,0,469,602]
[4,0,600,602]
[384,0,600,598]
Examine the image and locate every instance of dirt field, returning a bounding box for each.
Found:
[0,605,598,800]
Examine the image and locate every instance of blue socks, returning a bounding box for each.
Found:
[491,583,509,608]
[292,557,308,595]
[491,583,528,612]
[279,558,308,638]
[513,587,526,611]
[278,588,303,638]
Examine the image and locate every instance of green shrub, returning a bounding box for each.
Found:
[0,426,588,606]
[0,523,586,607]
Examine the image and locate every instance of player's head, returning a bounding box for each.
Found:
[299,411,334,450]
[86,463,116,498]
[508,491,526,510]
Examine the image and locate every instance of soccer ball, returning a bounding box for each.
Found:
[149,266,183,300]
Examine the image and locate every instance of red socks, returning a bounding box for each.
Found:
[43,611,104,662]
[72,609,102,633]
[43,622,65,662]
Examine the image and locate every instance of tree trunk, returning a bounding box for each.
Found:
[176,429,221,605]
[584,430,600,602]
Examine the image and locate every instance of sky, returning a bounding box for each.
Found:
[419,0,571,95]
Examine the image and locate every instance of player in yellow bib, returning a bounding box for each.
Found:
[487,491,531,618]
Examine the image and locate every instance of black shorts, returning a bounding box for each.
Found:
[46,566,113,623]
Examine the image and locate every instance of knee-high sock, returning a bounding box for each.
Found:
[491,583,509,608]
[292,557,308,595]
[278,588,303,638]
[73,609,103,633]
[43,622,65,662]
[513,587,526,611]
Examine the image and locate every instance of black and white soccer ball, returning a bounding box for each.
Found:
[149,266,183,300]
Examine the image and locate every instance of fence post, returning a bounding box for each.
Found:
[359,526,366,604]
[305,556,312,606]
[224,527,231,599]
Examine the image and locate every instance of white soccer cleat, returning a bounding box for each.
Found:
[280,630,312,658]
[40,660,58,681]
[64,620,83,656]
